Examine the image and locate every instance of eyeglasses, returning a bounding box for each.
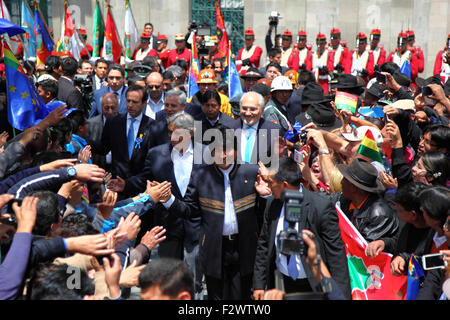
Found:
[148,85,161,90]
[443,220,450,232]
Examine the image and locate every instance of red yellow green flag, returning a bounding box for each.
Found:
[357,129,383,163]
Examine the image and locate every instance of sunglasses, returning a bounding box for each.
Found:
[148,85,161,89]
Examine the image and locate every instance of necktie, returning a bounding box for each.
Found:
[284,219,299,281]
[127,118,136,159]
[244,126,256,163]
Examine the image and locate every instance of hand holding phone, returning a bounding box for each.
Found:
[375,71,386,84]
[421,86,432,97]
[422,253,448,270]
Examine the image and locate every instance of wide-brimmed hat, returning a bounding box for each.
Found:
[298,82,331,105]
[341,125,383,145]
[241,67,263,79]
[331,74,365,90]
[296,101,342,131]
[365,82,388,99]
[390,99,415,112]
[337,158,385,193]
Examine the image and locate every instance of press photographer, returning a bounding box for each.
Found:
[186,21,211,70]
[253,157,351,299]
[265,11,282,53]
[74,73,93,117]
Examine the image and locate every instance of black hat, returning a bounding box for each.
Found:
[423,74,444,88]
[366,82,387,99]
[295,101,341,131]
[230,92,243,116]
[337,158,385,193]
[392,71,410,87]
[298,82,331,105]
[241,67,263,79]
[415,77,426,89]
[331,74,365,90]
[132,65,152,77]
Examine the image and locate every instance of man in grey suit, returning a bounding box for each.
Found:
[87,92,119,170]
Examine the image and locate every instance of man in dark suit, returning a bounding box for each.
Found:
[89,85,154,198]
[253,157,351,299]
[92,58,109,91]
[162,126,266,300]
[57,57,86,114]
[228,92,282,167]
[89,64,128,118]
[148,89,203,149]
[109,112,207,296]
[195,89,235,139]
[87,92,119,170]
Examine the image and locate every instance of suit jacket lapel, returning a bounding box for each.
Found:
[120,114,129,155]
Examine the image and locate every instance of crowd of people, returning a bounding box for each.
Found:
[0,19,449,301]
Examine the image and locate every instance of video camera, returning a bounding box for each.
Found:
[277,190,306,256]
[269,11,282,27]
[74,74,93,116]
[74,74,93,94]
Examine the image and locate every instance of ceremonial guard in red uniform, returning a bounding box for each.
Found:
[433,34,450,84]
[312,33,335,94]
[236,28,263,75]
[345,32,374,85]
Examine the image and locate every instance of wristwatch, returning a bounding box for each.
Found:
[318,148,330,155]
[66,166,77,178]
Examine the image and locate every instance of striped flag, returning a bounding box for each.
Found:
[356,129,383,163]
[124,0,138,59]
[187,31,200,99]
[336,203,407,300]
[34,7,53,65]
[103,2,122,63]
[215,0,229,57]
[92,0,104,57]
[406,254,425,300]
[56,1,83,60]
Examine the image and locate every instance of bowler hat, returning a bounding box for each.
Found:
[296,101,342,131]
[298,82,331,105]
[331,74,365,90]
[241,67,263,79]
[337,159,385,193]
[366,82,388,99]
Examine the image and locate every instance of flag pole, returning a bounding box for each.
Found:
[228,40,231,96]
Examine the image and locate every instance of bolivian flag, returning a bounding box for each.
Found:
[357,129,383,163]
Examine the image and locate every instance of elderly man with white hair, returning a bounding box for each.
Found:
[228,91,282,165]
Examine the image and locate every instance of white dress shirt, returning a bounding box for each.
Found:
[240,121,259,162]
[94,74,104,91]
[219,164,239,236]
[171,142,194,197]
[112,86,124,105]
[126,112,143,148]
[145,92,165,119]
[275,186,307,280]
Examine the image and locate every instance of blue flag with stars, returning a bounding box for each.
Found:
[3,41,52,131]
